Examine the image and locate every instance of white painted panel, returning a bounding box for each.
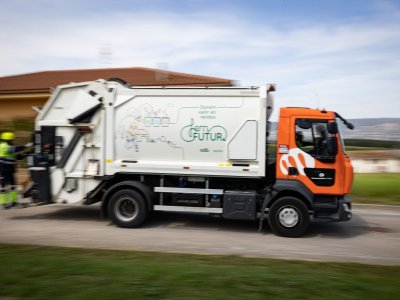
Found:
[108,86,267,177]
[41,86,84,122]
[65,89,99,121]
[37,82,268,178]
[113,94,262,164]
[228,120,258,160]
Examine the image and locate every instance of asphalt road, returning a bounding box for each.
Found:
[0,203,399,265]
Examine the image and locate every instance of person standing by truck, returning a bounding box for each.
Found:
[0,132,31,209]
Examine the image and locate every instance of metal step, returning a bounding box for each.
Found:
[154,187,223,195]
[153,205,222,213]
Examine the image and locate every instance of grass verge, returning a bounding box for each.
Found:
[350,173,400,205]
[0,244,399,300]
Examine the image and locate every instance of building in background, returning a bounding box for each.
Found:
[0,67,234,120]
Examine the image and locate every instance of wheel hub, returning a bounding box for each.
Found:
[115,196,138,222]
[278,206,300,228]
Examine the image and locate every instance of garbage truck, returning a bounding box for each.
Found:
[27,79,354,237]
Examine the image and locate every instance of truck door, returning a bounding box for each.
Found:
[278,117,344,195]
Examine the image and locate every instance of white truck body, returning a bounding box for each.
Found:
[35,80,272,204]
[29,79,353,237]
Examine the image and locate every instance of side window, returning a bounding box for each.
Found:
[295,119,332,159]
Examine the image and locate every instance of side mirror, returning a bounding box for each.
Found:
[327,137,338,156]
[327,122,338,134]
[296,119,312,129]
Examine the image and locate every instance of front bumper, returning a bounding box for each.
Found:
[336,197,352,221]
[314,196,352,222]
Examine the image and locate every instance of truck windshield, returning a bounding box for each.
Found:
[336,118,346,153]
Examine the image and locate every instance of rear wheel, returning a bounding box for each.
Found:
[108,189,148,228]
[268,196,310,237]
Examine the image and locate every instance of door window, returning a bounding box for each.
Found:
[295,119,335,162]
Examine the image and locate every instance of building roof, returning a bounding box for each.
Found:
[0,67,233,94]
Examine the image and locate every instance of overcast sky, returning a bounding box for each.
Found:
[1,0,399,119]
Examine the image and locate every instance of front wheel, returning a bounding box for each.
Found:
[108,189,148,228]
[268,196,310,237]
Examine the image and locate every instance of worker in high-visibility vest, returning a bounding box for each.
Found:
[0,132,32,209]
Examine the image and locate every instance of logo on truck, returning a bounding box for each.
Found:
[180,119,227,142]
[279,148,315,176]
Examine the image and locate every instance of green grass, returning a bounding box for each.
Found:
[0,244,399,300]
[345,146,387,151]
[350,173,400,205]
[344,139,400,149]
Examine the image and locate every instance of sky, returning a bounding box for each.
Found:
[1,0,399,120]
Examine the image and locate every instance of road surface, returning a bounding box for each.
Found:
[0,203,399,265]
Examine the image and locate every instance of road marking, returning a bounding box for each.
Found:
[354,211,400,217]
[353,203,400,208]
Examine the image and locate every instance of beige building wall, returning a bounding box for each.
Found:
[0,93,49,120]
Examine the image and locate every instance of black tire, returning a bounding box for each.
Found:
[268,196,310,237]
[108,189,148,228]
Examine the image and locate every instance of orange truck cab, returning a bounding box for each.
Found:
[262,107,354,237]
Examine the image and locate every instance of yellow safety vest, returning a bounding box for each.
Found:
[0,142,15,163]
